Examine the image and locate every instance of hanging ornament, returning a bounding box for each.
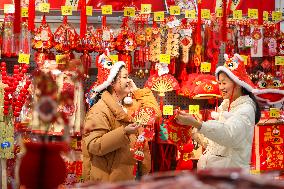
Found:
[251,27,263,57]
[19,21,31,54]
[144,74,180,96]
[2,13,15,57]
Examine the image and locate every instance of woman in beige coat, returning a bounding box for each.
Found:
[82,60,160,182]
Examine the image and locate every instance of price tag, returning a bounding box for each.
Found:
[189,105,200,115]
[70,138,77,149]
[201,9,210,19]
[109,55,118,63]
[160,54,171,64]
[263,11,268,21]
[86,6,93,16]
[216,8,223,17]
[200,62,211,72]
[21,7,28,17]
[39,3,50,13]
[61,6,73,15]
[240,55,248,65]
[248,9,258,19]
[185,9,196,19]
[102,5,112,15]
[163,105,173,115]
[233,10,242,19]
[269,108,280,118]
[275,56,284,66]
[141,4,151,14]
[4,4,15,14]
[170,6,181,15]
[124,7,135,17]
[65,0,79,11]
[18,54,30,64]
[272,11,282,21]
[154,12,165,21]
[56,54,66,64]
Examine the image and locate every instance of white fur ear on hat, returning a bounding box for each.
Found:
[233,53,244,61]
[224,54,229,61]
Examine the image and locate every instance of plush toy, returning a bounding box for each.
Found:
[176,141,194,171]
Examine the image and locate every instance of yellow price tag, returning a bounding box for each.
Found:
[124,7,135,17]
[154,12,164,21]
[240,55,248,65]
[102,5,112,15]
[18,53,30,64]
[86,6,93,16]
[61,6,73,16]
[109,55,118,63]
[275,56,284,66]
[21,7,28,18]
[200,62,211,72]
[70,138,77,149]
[263,11,268,21]
[4,4,15,14]
[269,108,280,118]
[201,9,210,19]
[189,105,200,115]
[272,11,282,21]
[170,6,181,15]
[141,4,151,14]
[163,105,174,116]
[160,54,171,64]
[185,9,196,19]
[39,3,50,13]
[233,10,242,20]
[56,54,67,64]
[248,8,258,19]
[216,8,223,17]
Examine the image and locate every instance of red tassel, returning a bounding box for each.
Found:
[28,0,35,31]
[222,0,227,42]
[196,1,202,44]
[80,0,87,38]
[14,0,21,34]
[258,0,263,25]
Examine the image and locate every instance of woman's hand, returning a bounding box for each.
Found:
[175,111,202,130]
[128,79,138,92]
[124,123,140,134]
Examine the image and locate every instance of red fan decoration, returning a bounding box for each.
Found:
[144,74,180,96]
[132,107,157,127]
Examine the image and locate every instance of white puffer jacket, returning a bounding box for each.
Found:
[197,95,256,170]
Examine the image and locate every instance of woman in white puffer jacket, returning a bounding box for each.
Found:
[176,54,261,170]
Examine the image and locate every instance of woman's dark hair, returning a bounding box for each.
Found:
[90,65,126,106]
[218,71,261,124]
[241,87,261,124]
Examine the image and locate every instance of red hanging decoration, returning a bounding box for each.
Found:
[80,0,87,38]
[222,0,227,42]
[28,0,35,32]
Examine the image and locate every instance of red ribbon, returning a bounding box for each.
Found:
[28,0,35,31]
[196,1,202,44]
[80,0,87,38]
[14,0,21,34]
[258,0,263,25]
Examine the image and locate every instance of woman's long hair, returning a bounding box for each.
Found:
[241,87,261,124]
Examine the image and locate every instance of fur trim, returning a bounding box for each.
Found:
[252,88,284,105]
[215,66,254,92]
[94,61,126,93]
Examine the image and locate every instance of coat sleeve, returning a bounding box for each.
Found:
[199,104,255,148]
[132,88,162,118]
[83,111,130,156]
